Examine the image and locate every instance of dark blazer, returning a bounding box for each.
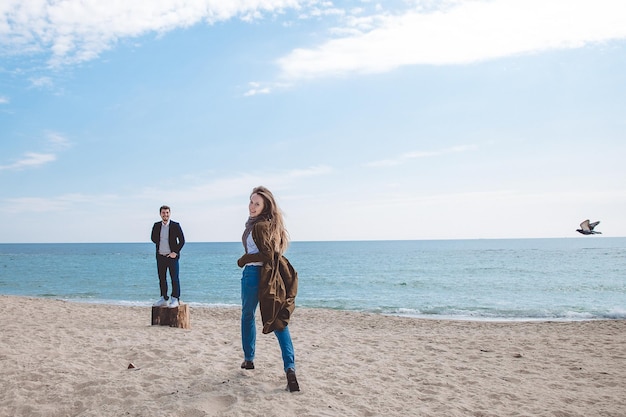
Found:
[151,221,185,255]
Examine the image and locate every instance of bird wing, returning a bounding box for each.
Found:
[589,221,600,230]
[580,219,591,231]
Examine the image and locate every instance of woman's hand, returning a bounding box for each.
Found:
[237,253,264,267]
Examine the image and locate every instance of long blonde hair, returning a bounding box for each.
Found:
[251,186,290,254]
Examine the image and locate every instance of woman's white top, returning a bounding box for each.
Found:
[245,232,263,266]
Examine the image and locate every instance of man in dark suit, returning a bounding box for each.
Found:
[151,205,185,308]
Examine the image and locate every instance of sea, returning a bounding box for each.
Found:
[1,238,625,321]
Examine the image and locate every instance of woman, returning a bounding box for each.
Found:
[237,186,300,392]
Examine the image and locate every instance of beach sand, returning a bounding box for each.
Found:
[1,295,624,417]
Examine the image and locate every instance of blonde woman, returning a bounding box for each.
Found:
[237,186,300,392]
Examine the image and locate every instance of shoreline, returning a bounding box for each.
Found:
[2,295,625,416]
[3,294,623,323]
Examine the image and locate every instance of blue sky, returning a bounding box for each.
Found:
[1,0,625,243]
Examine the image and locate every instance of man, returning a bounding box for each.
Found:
[151,205,185,308]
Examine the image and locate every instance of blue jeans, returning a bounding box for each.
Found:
[241,265,295,371]
[156,254,180,299]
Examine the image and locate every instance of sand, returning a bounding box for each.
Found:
[1,295,624,417]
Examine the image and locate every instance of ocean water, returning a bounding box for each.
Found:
[1,238,625,321]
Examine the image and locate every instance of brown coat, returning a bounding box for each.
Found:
[237,220,298,334]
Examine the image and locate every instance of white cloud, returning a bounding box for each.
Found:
[244,82,272,96]
[29,77,53,89]
[0,95,8,104]
[0,164,332,217]
[287,186,626,240]
[286,165,333,178]
[46,132,71,149]
[137,165,334,205]
[0,152,56,171]
[0,0,309,67]
[4,1,625,83]
[0,132,71,171]
[277,0,626,80]
[1,197,71,213]
[1,193,119,213]
[366,144,478,167]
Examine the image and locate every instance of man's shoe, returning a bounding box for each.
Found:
[153,297,168,307]
[241,360,255,370]
[169,297,179,308]
[286,368,300,392]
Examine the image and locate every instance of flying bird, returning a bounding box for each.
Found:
[576,220,602,235]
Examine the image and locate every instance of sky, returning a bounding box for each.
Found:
[1,0,625,243]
